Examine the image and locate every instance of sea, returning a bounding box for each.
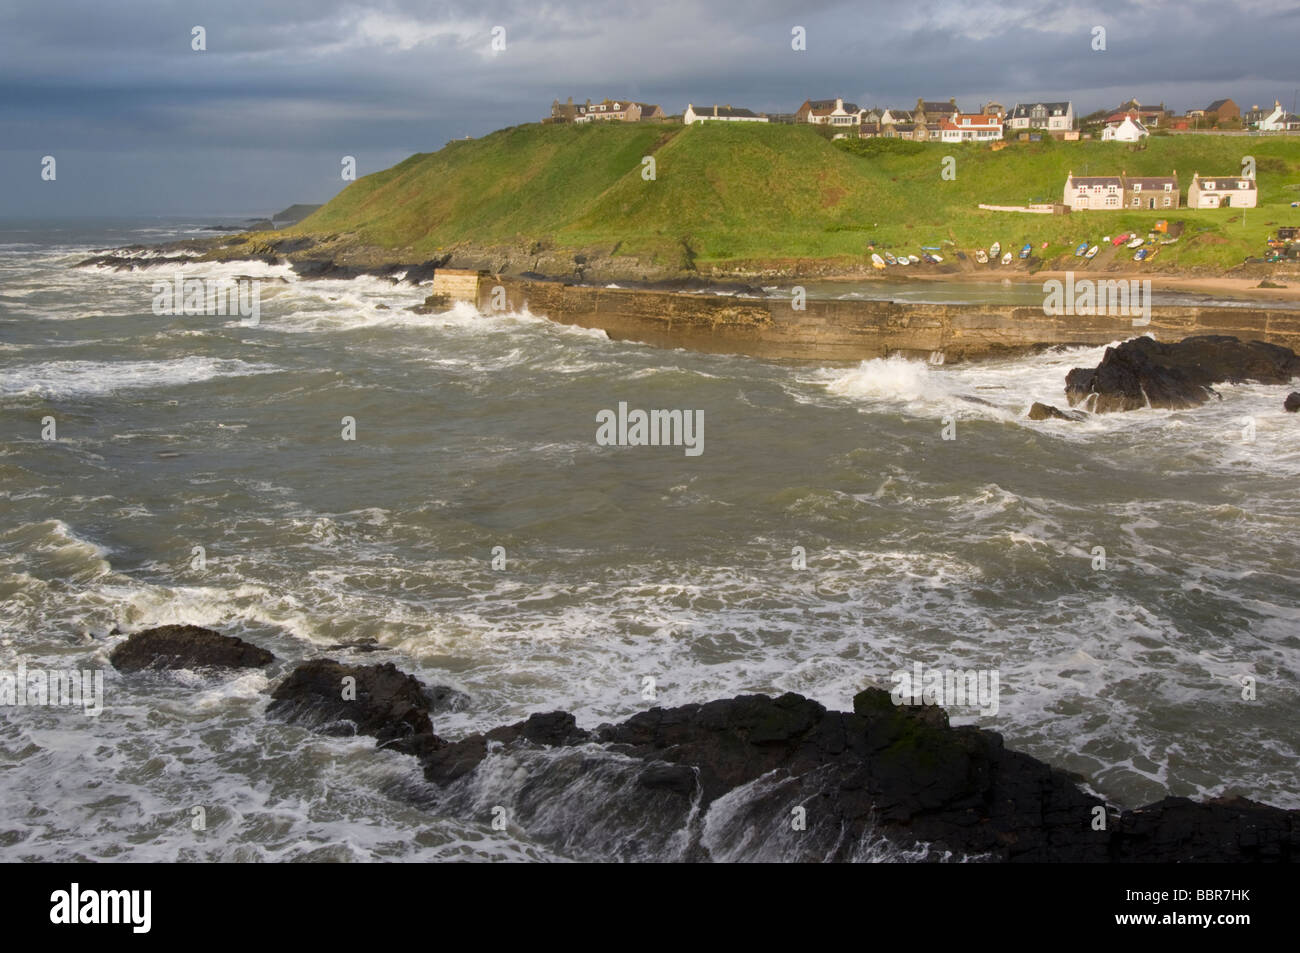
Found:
[2,218,1298,861]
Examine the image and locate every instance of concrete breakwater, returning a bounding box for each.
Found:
[435,272,1300,363]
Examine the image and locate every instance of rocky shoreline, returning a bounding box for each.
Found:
[105,624,1300,862]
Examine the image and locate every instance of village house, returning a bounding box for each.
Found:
[795,98,864,127]
[1122,172,1180,210]
[982,101,1005,119]
[914,99,960,124]
[1063,173,1123,210]
[938,113,1004,142]
[1188,173,1258,208]
[1100,113,1149,142]
[581,99,665,122]
[857,121,882,139]
[683,103,769,124]
[1253,100,1300,131]
[548,98,590,123]
[1007,101,1074,132]
[1202,98,1240,121]
[1115,99,1170,127]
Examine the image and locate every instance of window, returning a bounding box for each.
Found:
[1133,183,1142,192]
[1205,181,1215,189]
[1164,183,1172,191]
[1132,197,1140,207]
[1163,196,1171,207]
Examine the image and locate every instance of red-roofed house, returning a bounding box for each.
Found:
[939,113,1004,142]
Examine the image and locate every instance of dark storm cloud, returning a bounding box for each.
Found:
[1,0,1296,215]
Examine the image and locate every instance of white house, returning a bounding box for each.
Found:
[1257,100,1300,131]
[1007,102,1074,131]
[684,103,769,124]
[1101,114,1148,142]
[1188,173,1258,208]
[1063,172,1123,210]
[939,113,1003,142]
[796,98,863,127]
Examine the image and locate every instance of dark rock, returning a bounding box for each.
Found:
[267,659,445,757]
[109,624,275,672]
[413,688,1300,862]
[1066,335,1300,413]
[1028,401,1083,421]
[1285,392,1300,412]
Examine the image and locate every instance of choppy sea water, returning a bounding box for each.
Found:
[2,219,1298,861]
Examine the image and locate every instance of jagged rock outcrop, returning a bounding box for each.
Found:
[1065,335,1300,413]
[109,624,275,672]
[267,659,444,757]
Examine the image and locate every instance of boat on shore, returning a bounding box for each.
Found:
[1019,243,1032,259]
[1127,237,1144,249]
[1074,242,1088,256]
[975,249,988,264]
[884,252,898,265]
[989,241,1001,259]
[1000,251,1013,265]
[1085,245,1099,259]
[871,253,886,270]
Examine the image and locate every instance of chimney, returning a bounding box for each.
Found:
[713,104,718,116]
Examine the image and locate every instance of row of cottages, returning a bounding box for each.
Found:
[1064,171,1181,210]
[547,98,665,123]
[683,103,769,124]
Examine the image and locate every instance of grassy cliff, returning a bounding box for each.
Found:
[283,121,1300,275]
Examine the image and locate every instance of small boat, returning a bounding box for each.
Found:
[884,252,898,265]
[1111,233,1129,246]
[1085,245,1099,259]
[930,253,943,263]
[871,253,886,270]
[896,255,908,266]
[1074,242,1088,256]
[975,249,988,264]
[989,241,1001,258]
[1019,243,1032,259]
[1159,237,1179,246]
[1000,251,1012,265]
[908,255,921,264]
[1127,237,1144,249]
[1041,241,1049,249]
[921,245,942,251]
[1134,248,1148,261]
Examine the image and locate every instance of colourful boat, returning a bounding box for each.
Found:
[930,253,943,263]
[1074,242,1088,256]
[1127,237,1144,249]
[1085,245,1099,259]
[908,255,921,264]
[871,253,886,269]
[975,249,988,264]
[1134,248,1148,261]
[1000,251,1013,265]
[989,241,1001,259]
[1019,243,1032,259]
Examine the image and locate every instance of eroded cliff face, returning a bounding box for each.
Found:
[471,277,1300,364]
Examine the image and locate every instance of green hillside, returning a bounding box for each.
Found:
[284,121,1300,274]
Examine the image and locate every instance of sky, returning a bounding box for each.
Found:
[2,0,1298,218]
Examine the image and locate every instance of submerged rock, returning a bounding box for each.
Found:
[267,659,444,757]
[1065,335,1300,413]
[109,624,275,672]
[1285,392,1300,412]
[1028,401,1083,421]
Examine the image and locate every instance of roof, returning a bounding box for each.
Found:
[919,100,956,113]
[1068,174,1123,187]
[1125,175,1177,188]
[1010,102,1071,118]
[689,104,760,118]
[884,109,914,121]
[1193,174,1257,190]
[806,99,860,115]
[1206,98,1234,111]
